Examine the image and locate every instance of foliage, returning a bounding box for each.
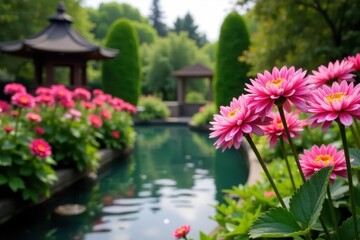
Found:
[201,42,218,68]
[86,2,148,40]
[191,103,216,127]
[171,12,208,47]
[136,95,170,121]
[0,83,136,202]
[214,11,251,109]
[142,32,212,100]
[102,18,142,106]
[149,0,168,37]
[238,0,360,75]
[185,91,206,103]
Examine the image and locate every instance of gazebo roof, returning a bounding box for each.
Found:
[0,3,117,60]
[172,63,213,78]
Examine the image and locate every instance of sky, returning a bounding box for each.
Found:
[83,0,237,41]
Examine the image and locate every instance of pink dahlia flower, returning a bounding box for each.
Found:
[35,87,51,96]
[81,100,95,110]
[347,53,360,72]
[0,100,10,113]
[173,225,190,239]
[308,60,354,88]
[11,92,35,108]
[4,83,26,95]
[4,125,14,133]
[112,130,120,139]
[93,89,104,96]
[35,94,55,106]
[101,109,112,120]
[34,126,45,135]
[88,114,103,128]
[209,95,271,151]
[245,66,309,115]
[300,144,348,182]
[26,112,42,123]
[262,111,304,147]
[30,139,52,158]
[73,87,91,101]
[307,81,360,130]
[51,85,72,101]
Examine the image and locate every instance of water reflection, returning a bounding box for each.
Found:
[0,125,249,240]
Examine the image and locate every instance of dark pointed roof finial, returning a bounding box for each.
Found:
[48,2,73,23]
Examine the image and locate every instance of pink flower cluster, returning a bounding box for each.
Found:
[173,225,191,239]
[210,52,360,181]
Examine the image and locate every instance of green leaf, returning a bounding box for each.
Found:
[249,207,305,238]
[8,176,25,192]
[289,167,332,228]
[0,174,8,185]
[1,141,15,150]
[349,148,360,169]
[333,216,360,240]
[70,128,81,138]
[0,154,12,166]
[20,167,33,176]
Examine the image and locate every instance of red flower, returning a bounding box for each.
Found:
[4,125,14,133]
[4,83,26,95]
[88,114,103,128]
[29,139,52,158]
[59,98,75,109]
[11,92,35,108]
[101,109,112,120]
[112,130,120,139]
[173,225,191,239]
[26,112,42,123]
[35,126,45,135]
[0,100,10,113]
[51,85,72,101]
[73,87,91,101]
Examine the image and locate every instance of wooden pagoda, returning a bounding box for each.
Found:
[0,2,118,87]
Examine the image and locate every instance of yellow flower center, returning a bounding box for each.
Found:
[20,96,29,103]
[326,92,347,104]
[267,78,284,88]
[315,154,334,164]
[277,121,283,128]
[37,144,45,152]
[227,107,240,118]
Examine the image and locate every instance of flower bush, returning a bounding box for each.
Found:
[136,95,170,121]
[208,53,360,239]
[0,84,136,202]
[191,103,216,127]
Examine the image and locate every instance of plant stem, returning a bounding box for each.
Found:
[279,138,296,190]
[319,217,331,240]
[245,135,287,209]
[277,105,306,182]
[338,122,359,240]
[327,187,340,240]
[13,108,22,143]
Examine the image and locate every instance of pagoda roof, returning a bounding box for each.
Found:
[172,64,213,78]
[0,3,117,60]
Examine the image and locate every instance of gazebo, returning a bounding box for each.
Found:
[172,63,213,116]
[0,3,118,87]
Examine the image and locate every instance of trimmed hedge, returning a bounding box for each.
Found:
[214,12,250,109]
[102,18,141,105]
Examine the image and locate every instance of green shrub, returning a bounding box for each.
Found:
[214,11,250,109]
[102,18,141,105]
[185,91,206,103]
[137,96,170,121]
[191,103,216,126]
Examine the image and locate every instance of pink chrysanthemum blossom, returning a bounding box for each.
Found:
[29,139,52,158]
[209,95,271,151]
[4,125,14,133]
[245,66,309,115]
[81,100,95,110]
[63,109,81,121]
[35,94,55,107]
[35,87,51,96]
[93,89,104,96]
[11,92,35,108]
[51,85,72,101]
[88,114,103,128]
[59,97,74,109]
[35,126,45,135]
[73,87,91,101]
[111,130,120,139]
[347,53,360,72]
[101,109,112,120]
[262,111,305,147]
[300,144,348,182]
[4,83,26,95]
[173,225,190,239]
[307,81,360,130]
[26,112,42,123]
[0,100,10,113]
[308,60,354,88]
[92,96,105,107]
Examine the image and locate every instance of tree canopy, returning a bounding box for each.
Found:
[149,0,168,37]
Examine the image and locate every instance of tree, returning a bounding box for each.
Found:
[214,11,250,109]
[102,19,141,105]
[149,0,168,37]
[236,0,360,73]
[171,12,208,47]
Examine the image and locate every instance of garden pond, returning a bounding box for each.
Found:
[0,125,249,240]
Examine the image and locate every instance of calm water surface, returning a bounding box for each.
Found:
[0,125,249,240]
